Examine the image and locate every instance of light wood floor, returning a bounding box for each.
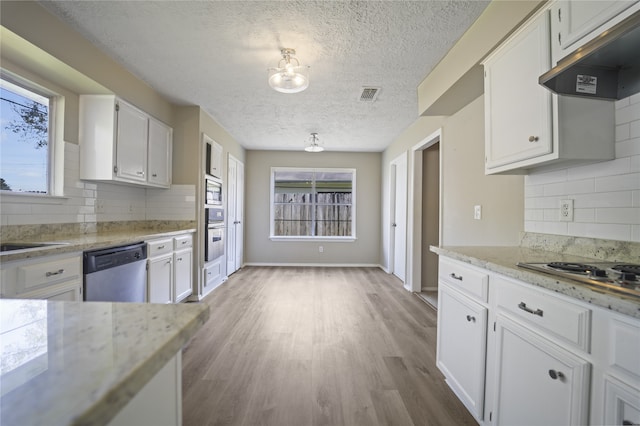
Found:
[182,266,476,426]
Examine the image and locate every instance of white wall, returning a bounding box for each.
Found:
[245,150,381,265]
[525,94,640,242]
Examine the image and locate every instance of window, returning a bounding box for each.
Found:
[271,168,355,239]
[0,75,55,194]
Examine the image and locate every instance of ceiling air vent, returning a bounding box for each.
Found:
[359,87,380,102]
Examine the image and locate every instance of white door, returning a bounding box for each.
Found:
[227,155,244,275]
[391,153,407,282]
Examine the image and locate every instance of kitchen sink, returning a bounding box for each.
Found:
[0,242,69,252]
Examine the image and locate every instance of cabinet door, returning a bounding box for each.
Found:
[116,100,148,183]
[553,0,638,57]
[210,141,223,178]
[437,284,488,420]
[484,11,553,171]
[148,117,172,187]
[173,249,192,303]
[492,314,590,425]
[148,255,173,304]
[604,376,640,426]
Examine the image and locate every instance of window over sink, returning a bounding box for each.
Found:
[0,71,63,196]
[270,167,355,240]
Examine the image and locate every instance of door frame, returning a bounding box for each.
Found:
[406,128,443,293]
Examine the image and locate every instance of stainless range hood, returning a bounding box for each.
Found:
[539,10,640,100]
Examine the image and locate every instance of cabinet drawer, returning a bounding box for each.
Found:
[174,234,192,250]
[439,258,488,302]
[17,256,81,292]
[495,276,591,352]
[147,239,173,257]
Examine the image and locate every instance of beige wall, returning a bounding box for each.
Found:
[245,150,381,265]
[421,144,440,289]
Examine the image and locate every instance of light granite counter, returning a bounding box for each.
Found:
[0,299,209,426]
[431,245,640,319]
[0,226,196,263]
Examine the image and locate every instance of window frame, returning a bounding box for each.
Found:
[270,167,356,241]
[0,69,64,198]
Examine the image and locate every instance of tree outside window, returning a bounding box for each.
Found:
[0,77,50,194]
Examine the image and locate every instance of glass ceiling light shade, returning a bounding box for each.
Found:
[268,48,309,94]
[305,133,324,152]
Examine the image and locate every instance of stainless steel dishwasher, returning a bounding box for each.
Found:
[83,242,147,302]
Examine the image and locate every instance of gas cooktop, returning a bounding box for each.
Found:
[517,261,640,299]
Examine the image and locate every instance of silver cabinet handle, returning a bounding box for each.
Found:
[528,136,539,142]
[450,273,463,281]
[46,269,65,277]
[152,173,157,177]
[176,257,183,262]
[548,369,564,380]
[137,171,145,176]
[158,245,165,250]
[466,315,476,323]
[518,302,543,317]
[181,241,187,245]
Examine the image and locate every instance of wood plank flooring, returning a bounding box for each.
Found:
[182,266,476,426]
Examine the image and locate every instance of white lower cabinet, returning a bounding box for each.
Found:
[146,232,193,303]
[437,284,487,420]
[0,252,82,301]
[492,314,591,425]
[437,255,640,426]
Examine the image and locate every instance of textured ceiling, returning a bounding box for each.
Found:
[40,1,489,152]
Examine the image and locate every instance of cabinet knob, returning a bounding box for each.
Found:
[137,171,145,176]
[152,173,157,177]
[528,136,539,142]
[548,369,564,380]
[466,315,476,323]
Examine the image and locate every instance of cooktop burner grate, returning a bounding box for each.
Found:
[546,262,601,274]
[612,264,640,275]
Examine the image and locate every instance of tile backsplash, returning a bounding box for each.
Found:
[524,94,640,242]
[0,143,195,227]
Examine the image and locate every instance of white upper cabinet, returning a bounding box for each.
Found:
[483,7,615,175]
[147,117,173,187]
[550,0,640,63]
[79,95,172,188]
[115,100,148,183]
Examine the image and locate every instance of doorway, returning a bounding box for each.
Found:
[407,130,442,308]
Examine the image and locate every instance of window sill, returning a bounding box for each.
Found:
[269,236,356,242]
[0,191,68,204]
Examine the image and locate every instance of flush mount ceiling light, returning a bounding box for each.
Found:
[268,48,309,94]
[304,133,323,152]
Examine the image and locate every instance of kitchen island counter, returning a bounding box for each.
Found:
[431,245,640,318]
[0,299,209,426]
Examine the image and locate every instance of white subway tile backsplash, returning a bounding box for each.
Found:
[595,173,640,192]
[524,95,640,242]
[595,208,640,225]
[616,138,640,158]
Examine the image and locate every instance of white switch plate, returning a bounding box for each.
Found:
[560,199,573,221]
[474,205,482,220]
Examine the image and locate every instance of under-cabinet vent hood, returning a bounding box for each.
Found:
[539,10,640,100]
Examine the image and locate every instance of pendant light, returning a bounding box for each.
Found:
[304,133,323,152]
[268,48,310,94]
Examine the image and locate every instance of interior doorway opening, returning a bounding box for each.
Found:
[407,129,442,310]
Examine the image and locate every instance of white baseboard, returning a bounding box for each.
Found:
[242,262,385,269]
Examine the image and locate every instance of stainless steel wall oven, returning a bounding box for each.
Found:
[205,207,225,262]
[205,177,222,206]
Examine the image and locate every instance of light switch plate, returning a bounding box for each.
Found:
[474,205,482,220]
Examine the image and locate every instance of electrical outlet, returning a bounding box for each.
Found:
[319,246,324,253]
[96,200,105,213]
[560,199,573,221]
[474,205,482,220]
[129,204,134,213]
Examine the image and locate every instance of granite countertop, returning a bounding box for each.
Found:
[0,299,210,426]
[431,245,640,319]
[0,227,196,263]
